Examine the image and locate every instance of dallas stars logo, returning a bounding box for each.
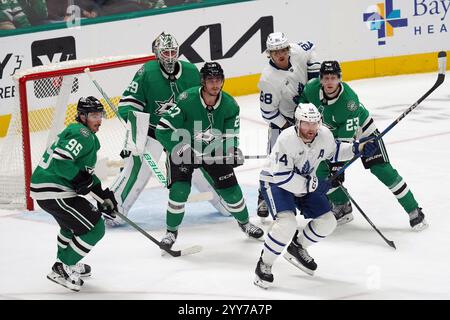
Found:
[194,127,218,145]
[155,94,177,116]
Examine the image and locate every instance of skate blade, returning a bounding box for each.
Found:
[336,213,354,226]
[47,272,82,292]
[412,220,429,232]
[283,253,315,276]
[253,275,272,289]
[248,234,265,242]
[80,272,91,278]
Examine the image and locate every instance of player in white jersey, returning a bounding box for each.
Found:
[253,103,378,289]
[256,32,321,219]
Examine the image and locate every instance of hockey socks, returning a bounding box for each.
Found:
[57,219,105,266]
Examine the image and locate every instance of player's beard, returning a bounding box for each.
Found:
[300,128,317,142]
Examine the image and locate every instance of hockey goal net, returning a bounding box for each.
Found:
[0,54,154,210]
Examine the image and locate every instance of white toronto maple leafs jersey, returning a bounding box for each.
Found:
[258,41,320,128]
[260,126,354,195]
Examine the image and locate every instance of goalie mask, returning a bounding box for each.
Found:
[153,32,179,74]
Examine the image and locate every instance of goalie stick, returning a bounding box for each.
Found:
[90,192,202,257]
[330,51,447,182]
[84,68,212,203]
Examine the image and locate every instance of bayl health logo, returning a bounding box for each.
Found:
[363,0,408,45]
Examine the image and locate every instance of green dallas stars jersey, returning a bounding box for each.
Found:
[30,123,101,200]
[300,78,374,141]
[156,86,240,155]
[117,60,201,127]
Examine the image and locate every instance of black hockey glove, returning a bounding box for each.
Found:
[92,185,118,220]
[72,170,94,195]
[226,147,244,168]
[329,161,345,188]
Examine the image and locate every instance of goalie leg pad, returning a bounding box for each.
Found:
[191,168,230,216]
[111,139,163,214]
[125,110,150,154]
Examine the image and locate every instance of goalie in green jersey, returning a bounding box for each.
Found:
[300,61,428,231]
[156,62,264,252]
[30,96,118,292]
[111,32,232,223]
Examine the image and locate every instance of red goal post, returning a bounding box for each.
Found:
[0,54,155,210]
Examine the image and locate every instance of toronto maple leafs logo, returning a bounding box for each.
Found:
[155,94,177,116]
[299,160,313,177]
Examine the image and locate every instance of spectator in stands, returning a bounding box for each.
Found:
[20,0,48,25]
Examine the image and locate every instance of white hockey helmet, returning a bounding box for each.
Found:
[152,32,179,74]
[266,32,290,53]
[295,103,322,131]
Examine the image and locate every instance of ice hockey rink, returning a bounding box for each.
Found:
[1,71,449,300]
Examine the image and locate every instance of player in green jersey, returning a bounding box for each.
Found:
[300,61,427,231]
[156,62,264,252]
[30,96,118,292]
[111,32,231,221]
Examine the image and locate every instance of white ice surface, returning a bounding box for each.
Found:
[1,72,450,300]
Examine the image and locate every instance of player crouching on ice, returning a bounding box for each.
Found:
[254,103,378,289]
[30,96,118,292]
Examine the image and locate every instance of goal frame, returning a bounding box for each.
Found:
[14,55,154,210]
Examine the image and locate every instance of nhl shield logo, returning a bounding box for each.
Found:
[80,127,90,137]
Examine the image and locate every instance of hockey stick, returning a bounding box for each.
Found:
[201,154,268,162]
[90,192,202,257]
[336,182,396,249]
[84,68,212,203]
[330,51,447,182]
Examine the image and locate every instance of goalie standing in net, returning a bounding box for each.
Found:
[110,32,233,223]
[30,96,118,292]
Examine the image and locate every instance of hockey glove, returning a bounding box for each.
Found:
[92,185,118,220]
[72,170,94,195]
[353,137,379,158]
[329,161,345,188]
[306,176,331,195]
[226,147,244,168]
